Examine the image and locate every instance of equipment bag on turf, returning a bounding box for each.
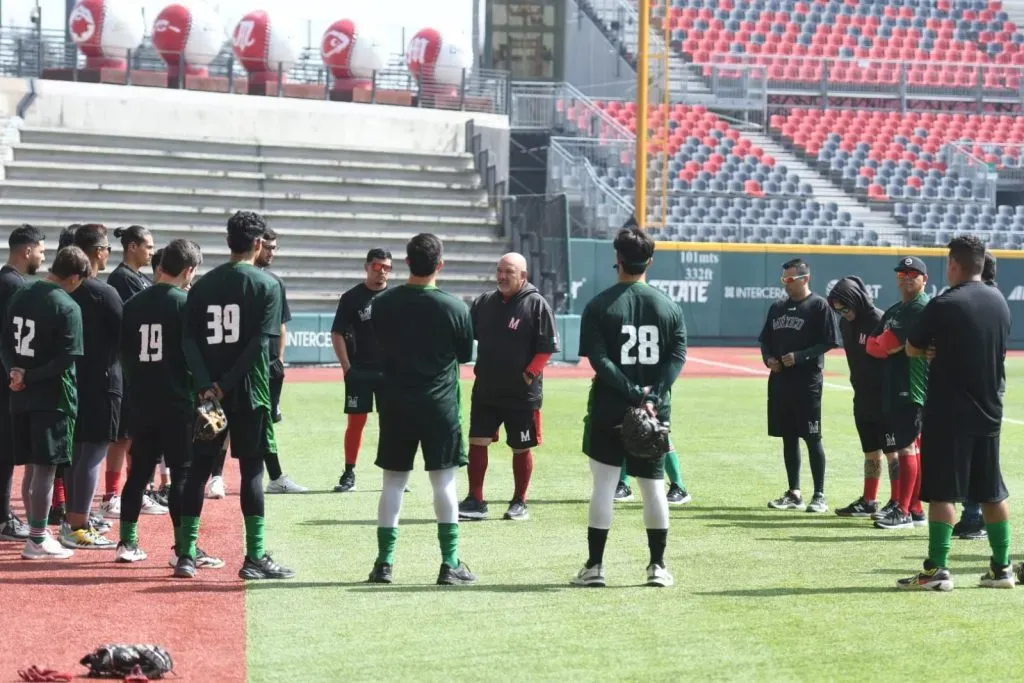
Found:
[80,644,174,679]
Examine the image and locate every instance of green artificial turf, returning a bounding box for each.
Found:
[247,355,1024,682]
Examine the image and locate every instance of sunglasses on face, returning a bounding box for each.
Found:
[832,303,851,314]
[897,270,923,279]
[370,262,392,274]
[780,274,809,284]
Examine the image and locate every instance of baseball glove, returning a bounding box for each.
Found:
[619,406,671,459]
[79,644,173,679]
[194,398,228,441]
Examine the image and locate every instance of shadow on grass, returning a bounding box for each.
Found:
[697,586,896,597]
[232,580,596,593]
[690,513,853,523]
[299,518,437,527]
[866,566,989,576]
[523,499,591,506]
[758,535,918,543]
[707,521,873,530]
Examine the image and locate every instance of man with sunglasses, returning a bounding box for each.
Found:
[758,259,840,514]
[254,228,308,495]
[865,256,930,531]
[331,248,393,493]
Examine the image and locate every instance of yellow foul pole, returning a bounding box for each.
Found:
[635,3,650,230]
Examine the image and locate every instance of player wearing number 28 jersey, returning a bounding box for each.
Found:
[180,211,294,582]
[574,224,687,589]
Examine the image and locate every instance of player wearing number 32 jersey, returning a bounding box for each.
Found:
[574,224,687,589]
[180,211,294,582]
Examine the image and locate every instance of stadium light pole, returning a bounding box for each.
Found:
[635,2,650,230]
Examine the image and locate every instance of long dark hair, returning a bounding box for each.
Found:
[113,225,150,250]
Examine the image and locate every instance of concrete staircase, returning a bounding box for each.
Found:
[745,130,907,244]
[0,126,508,311]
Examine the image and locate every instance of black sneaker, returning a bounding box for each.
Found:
[954,517,987,539]
[614,482,634,502]
[871,499,898,520]
[148,486,169,508]
[768,490,804,510]
[980,562,1015,589]
[437,561,477,585]
[334,470,356,493]
[239,554,296,580]
[48,503,66,526]
[874,507,913,530]
[897,560,953,591]
[911,510,927,528]
[367,562,393,584]
[666,484,692,505]
[503,499,529,521]
[173,555,196,579]
[835,496,879,518]
[273,408,283,424]
[458,496,488,521]
[168,546,226,569]
[0,514,29,541]
[805,492,828,513]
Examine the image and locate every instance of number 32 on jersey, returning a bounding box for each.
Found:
[621,324,659,365]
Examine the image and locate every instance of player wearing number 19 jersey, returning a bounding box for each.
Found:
[180,211,294,581]
[574,225,687,588]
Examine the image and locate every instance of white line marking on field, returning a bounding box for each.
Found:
[687,355,1024,426]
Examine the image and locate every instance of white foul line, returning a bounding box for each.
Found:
[686,355,1024,426]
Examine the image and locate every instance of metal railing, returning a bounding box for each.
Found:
[504,193,572,313]
[942,141,1000,202]
[651,222,910,246]
[565,0,638,99]
[510,82,635,140]
[548,136,636,237]
[0,27,510,116]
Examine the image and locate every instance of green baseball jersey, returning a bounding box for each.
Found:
[370,284,473,422]
[1,280,83,415]
[121,283,194,417]
[185,261,282,412]
[578,281,688,423]
[879,291,930,412]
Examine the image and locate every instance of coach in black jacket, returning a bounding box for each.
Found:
[458,253,558,523]
[828,276,900,519]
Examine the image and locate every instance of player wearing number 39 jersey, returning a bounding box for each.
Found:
[574,224,687,589]
[180,211,294,582]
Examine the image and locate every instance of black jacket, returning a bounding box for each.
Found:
[828,276,885,415]
[471,282,558,409]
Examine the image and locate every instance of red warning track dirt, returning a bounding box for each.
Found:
[0,459,246,682]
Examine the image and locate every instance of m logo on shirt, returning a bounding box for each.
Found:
[347,396,359,408]
[858,333,867,345]
[807,420,820,435]
[885,432,896,448]
[508,317,521,331]
[358,305,372,322]
[520,429,531,442]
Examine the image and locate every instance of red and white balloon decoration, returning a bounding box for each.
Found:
[68,0,145,69]
[152,1,225,78]
[405,28,474,89]
[232,9,300,84]
[321,18,386,86]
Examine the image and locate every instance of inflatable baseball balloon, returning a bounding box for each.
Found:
[68,0,145,69]
[152,2,225,78]
[321,18,386,84]
[232,9,300,83]
[405,28,474,88]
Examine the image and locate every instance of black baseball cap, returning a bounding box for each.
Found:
[895,256,927,276]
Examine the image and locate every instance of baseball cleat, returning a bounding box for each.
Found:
[458,496,488,521]
[835,496,878,518]
[614,482,634,502]
[872,499,899,520]
[646,563,674,587]
[437,561,476,586]
[572,563,606,587]
[115,541,148,563]
[666,484,691,505]
[173,555,197,579]
[979,564,1015,589]
[768,491,805,510]
[266,475,309,494]
[367,562,393,584]
[334,470,356,493]
[168,546,225,569]
[239,554,296,580]
[897,562,953,591]
[503,499,529,521]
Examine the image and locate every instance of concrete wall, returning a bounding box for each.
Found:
[0,77,510,160]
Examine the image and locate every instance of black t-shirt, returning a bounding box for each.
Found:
[107,262,152,303]
[332,283,384,368]
[757,292,840,385]
[470,283,559,409]
[908,281,1010,436]
[70,277,124,398]
[262,269,291,362]
[0,266,25,387]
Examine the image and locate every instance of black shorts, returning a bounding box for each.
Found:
[469,401,542,450]
[12,410,74,467]
[194,406,275,463]
[344,367,383,415]
[74,392,121,444]
[269,358,285,417]
[0,401,12,468]
[582,413,666,481]
[883,404,921,452]
[375,406,466,472]
[920,418,1007,504]
[767,376,822,440]
[854,410,887,453]
[130,413,194,469]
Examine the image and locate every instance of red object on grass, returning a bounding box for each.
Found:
[124,664,150,682]
[17,665,73,682]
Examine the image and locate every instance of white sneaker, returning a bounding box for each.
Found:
[140,494,168,515]
[206,476,226,500]
[571,563,606,587]
[115,541,147,563]
[22,532,74,560]
[266,475,309,494]
[646,563,675,587]
[100,495,121,519]
[59,522,115,550]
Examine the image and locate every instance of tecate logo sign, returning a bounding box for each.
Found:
[649,280,710,303]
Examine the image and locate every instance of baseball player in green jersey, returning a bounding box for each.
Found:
[179,211,294,581]
[1,246,89,560]
[116,239,226,572]
[573,225,687,588]
[366,233,476,586]
[866,256,930,530]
